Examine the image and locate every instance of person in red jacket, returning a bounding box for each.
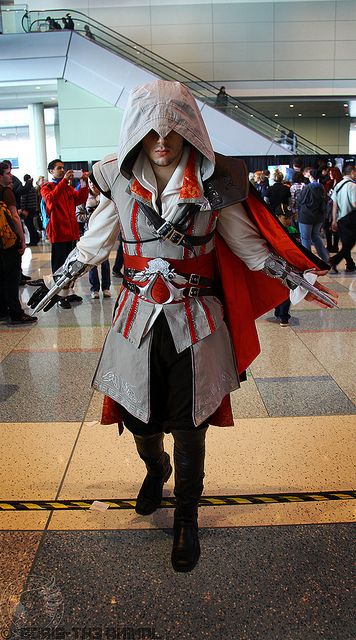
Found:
[41,159,88,308]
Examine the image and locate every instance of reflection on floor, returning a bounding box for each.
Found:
[0,243,355,639]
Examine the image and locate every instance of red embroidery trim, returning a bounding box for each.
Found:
[123,296,139,339]
[130,178,152,202]
[131,201,142,257]
[179,149,202,200]
[184,298,197,344]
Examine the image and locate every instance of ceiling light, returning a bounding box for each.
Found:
[274,113,279,117]
[51,97,56,101]
[322,113,326,116]
[298,113,302,116]
[289,104,294,107]
[36,86,41,89]
[343,103,348,107]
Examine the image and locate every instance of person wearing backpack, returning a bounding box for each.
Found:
[297,168,329,262]
[0,162,37,324]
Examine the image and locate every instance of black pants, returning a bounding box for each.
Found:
[0,246,23,319]
[120,314,209,436]
[24,210,40,245]
[329,211,356,270]
[113,235,123,274]
[274,298,291,322]
[51,240,77,273]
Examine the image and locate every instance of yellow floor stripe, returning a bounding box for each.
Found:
[0,491,354,511]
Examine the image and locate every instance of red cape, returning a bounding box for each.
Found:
[102,190,327,428]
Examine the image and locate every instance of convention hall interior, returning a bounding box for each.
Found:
[0,0,355,637]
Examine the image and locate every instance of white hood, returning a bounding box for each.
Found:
[118,80,215,181]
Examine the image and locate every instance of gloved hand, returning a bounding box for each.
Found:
[27,284,60,312]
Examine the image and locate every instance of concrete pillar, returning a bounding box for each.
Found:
[28,103,48,178]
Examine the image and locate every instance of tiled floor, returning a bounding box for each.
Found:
[0,243,355,639]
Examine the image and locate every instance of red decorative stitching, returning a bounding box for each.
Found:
[131,201,142,256]
[123,296,139,339]
[184,298,198,344]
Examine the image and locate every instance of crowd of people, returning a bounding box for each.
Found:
[250,158,356,276]
[0,158,127,323]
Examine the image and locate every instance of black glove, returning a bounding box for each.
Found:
[27,284,60,312]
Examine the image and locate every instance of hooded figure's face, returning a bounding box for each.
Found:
[142,130,184,170]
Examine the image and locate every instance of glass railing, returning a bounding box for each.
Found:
[1,6,329,155]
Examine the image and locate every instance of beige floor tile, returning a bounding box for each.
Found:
[0,422,81,500]
[298,332,356,401]
[58,423,174,500]
[14,326,107,352]
[250,324,326,377]
[204,416,356,495]
[0,511,50,530]
[57,417,355,506]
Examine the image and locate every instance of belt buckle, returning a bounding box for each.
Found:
[188,287,199,297]
[157,222,185,246]
[189,274,200,285]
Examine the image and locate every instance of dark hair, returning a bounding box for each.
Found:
[344,165,355,176]
[48,158,62,172]
[293,157,303,169]
[292,171,304,184]
[0,161,10,176]
[2,159,12,169]
[23,174,31,181]
[309,169,318,180]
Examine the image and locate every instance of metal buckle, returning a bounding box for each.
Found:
[157,222,185,245]
[189,274,200,285]
[188,287,200,297]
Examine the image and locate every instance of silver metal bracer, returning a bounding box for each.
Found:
[263,254,338,308]
[31,249,91,314]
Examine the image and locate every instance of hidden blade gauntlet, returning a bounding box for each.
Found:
[28,249,90,314]
[263,255,338,308]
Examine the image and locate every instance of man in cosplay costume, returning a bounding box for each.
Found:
[28,80,337,573]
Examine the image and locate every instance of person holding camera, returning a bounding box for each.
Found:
[39,160,88,308]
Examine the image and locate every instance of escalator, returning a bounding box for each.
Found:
[1,7,329,156]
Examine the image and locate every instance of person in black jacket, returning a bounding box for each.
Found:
[297,168,329,262]
[20,174,40,246]
[268,169,290,213]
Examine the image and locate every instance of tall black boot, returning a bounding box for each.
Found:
[171,426,208,572]
[133,433,172,515]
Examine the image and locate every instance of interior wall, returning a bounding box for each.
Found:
[278,117,350,154]
[20,0,356,89]
[57,79,123,162]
